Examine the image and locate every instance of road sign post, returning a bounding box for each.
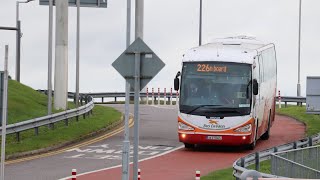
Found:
[1,45,9,180]
[122,0,131,179]
[112,38,165,180]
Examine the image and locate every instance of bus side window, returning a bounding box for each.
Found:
[258,55,263,83]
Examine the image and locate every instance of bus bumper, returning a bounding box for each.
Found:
[178,132,253,146]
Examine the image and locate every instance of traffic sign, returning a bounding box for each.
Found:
[39,0,108,8]
[112,38,165,91]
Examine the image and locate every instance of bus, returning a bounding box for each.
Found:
[174,36,277,149]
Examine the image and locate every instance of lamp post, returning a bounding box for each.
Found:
[16,0,34,82]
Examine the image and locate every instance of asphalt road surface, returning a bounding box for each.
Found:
[5,104,181,180]
[5,104,305,180]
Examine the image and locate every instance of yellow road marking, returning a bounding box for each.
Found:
[6,118,134,165]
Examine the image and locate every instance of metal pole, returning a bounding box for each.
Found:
[75,0,80,107]
[199,0,202,46]
[133,53,140,180]
[133,1,143,179]
[297,0,302,97]
[16,2,20,82]
[122,0,131,179]
[16,21,21,82]
[47,0,53,115]
[1,45,9,180]
[135,0,143,39]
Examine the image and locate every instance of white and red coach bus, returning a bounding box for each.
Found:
[174,36,277,149]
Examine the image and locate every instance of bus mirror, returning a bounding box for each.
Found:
[253,79,258,95]
[174,78,180,91]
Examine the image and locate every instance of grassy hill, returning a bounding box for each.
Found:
[8,80,50,124]
[3,80,122,156]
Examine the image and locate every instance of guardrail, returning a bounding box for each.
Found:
[0,94,94,142]
[233,133,320,179]
[276,96,306,107]
[38,89,307,105]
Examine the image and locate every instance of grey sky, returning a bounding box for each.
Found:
[0,0,319,96]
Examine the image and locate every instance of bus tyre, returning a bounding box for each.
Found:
[261,111,271,140]
[184,143,195,149]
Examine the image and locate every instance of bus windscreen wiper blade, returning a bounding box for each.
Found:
[187,105,222,114]
[213,108,244,114]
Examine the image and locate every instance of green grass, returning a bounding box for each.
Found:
[8,80,51,124]
[2,80,122,156]
[5,105,121,155]
[201,105,320,179]
[201,167,234,180]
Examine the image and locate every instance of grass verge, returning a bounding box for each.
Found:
[2,80,122,157]
[201,105,320,179]
[5,105,121,156]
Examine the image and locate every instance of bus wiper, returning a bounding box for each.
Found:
[213,108,244,114]
[187,105,222,114]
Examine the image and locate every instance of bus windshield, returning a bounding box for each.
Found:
[180,62,252,117]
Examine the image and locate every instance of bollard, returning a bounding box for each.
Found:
[72,169,77,180]
[138,168,141,180]
[152,88,154,105]
[146,87,149,105]
[195,170,200,180]
[158,88,160,105]
[278,90,281,109]
[170,88,173,105]
[164,88,167,105]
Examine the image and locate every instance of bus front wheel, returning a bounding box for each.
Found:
[184,143,195,149]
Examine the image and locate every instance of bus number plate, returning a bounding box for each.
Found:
[207,136,222,140]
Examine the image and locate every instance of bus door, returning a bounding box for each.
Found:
[256,54,265,131]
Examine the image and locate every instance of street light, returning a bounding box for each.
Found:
[16,0,34,82]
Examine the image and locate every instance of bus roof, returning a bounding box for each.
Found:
[182,36,274,64]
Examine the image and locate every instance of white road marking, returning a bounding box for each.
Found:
[58,145,184,180]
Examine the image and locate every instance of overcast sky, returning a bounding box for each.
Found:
[1,0,320,96]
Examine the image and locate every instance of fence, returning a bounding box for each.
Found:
[0,95,94,142]
[271,145,320,179]
[233,133,320,179]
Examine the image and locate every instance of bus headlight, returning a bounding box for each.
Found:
[234,124,252,133]
[178,122,194,131]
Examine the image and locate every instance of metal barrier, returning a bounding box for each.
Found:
[0,95,94,142]
[271,145,320,179]
[275,96,306,107]
[233,134,320,179]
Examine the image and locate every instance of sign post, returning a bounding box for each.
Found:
[112,38,165,180]
[121,0,131,179]
[1,45,9,180]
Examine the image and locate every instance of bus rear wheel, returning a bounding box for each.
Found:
[184,143,195,149]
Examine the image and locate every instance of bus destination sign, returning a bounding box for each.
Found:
[196,64,227,73]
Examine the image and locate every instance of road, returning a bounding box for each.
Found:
[5,105,305,180]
